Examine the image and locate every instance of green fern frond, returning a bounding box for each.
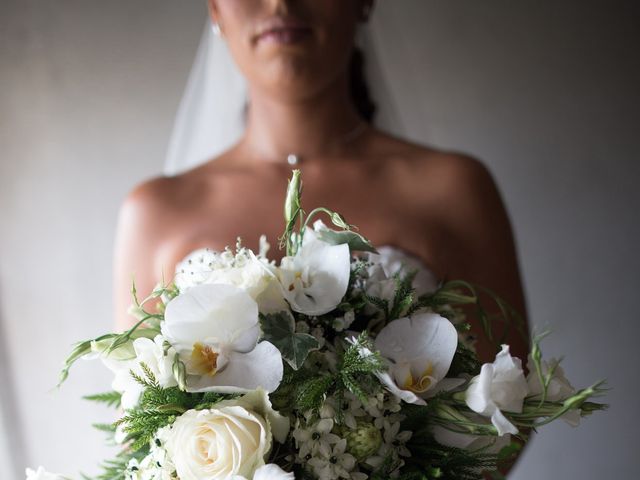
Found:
[83,391,122,409]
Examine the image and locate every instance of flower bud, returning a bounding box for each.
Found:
[284,170,302,224]
[345,421,382,460]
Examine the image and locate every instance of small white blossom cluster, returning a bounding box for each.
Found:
[292,391,412,479]
[124,427,176,480]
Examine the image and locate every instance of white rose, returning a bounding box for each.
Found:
[25,467,68,480]
[166,390,289,480]
[465,345,529,436]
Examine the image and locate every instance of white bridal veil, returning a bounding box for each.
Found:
[164,9,407,176]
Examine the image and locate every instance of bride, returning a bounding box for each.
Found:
[113,0,529,364]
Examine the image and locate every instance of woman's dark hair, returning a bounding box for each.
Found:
[349,47,376,124]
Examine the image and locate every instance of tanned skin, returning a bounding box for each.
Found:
[114,0,529,378]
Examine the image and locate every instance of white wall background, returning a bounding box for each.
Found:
[1,1,638,478]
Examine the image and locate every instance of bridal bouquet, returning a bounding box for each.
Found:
[33,171,606,480]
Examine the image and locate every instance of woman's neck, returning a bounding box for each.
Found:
[239,74,365,163]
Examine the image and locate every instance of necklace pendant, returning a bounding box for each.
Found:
[287,154,300,166]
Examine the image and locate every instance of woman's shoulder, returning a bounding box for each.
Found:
[121,163,220,215]
[121,175,182,223]
[371,131,499,205]
[117,172,206,245]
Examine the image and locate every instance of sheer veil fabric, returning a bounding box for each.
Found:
[164,12,406,175]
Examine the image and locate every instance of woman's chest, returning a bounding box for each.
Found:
[157,164,447,279]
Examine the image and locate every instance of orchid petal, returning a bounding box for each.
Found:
[424,377,467,398]
[163,283,259,349]
[374,313,458,401]
[375,370,426,405]
[376,314,458,378]
[279,236,350,316]
[186,341,283,394]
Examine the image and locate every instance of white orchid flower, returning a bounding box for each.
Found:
[374,313,460,405]
[465,345,529,436]
[277,227,350,316]
[161,283,283,393]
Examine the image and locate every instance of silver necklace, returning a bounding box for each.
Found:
[284,122,368,166]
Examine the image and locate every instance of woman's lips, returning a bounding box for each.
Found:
[254,18,312,45]
[257,27,311,45]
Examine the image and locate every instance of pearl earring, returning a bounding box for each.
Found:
[212,22,221,36]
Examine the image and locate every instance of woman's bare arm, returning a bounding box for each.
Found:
[112,178,171,332]
[423,154,530,362]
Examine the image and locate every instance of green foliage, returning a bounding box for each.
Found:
[509,335,609,429]
[316,228,378,253]
[363,268,418,324]
[172,354,187,391]
[80,448,147,480]
[278,333,385,415]
[447,342,481,377]
[90,422,119,448]
[114,362,228,452]
[366,453,405,479]
[292,464,317,480]
[59,335,113,387]
[337,333,385,403]
[364,294,390,318]
[405,436,502,480]
[280,169,304,255]
[389,270,417,320]
[261,312,319,369]
[395,400,525,479]
[409,280,527,351]
[58,274,176,387]
[59,307,162,387]
[92,423,117,433]
[279,169,377,256]
[84,391,122,409]
[295,374,336,412]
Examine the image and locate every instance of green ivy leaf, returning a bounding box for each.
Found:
[260,312,319,370]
